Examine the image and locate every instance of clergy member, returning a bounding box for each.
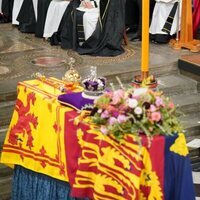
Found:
[50,0,125,56]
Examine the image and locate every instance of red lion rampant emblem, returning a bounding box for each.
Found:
[8,92,38,149]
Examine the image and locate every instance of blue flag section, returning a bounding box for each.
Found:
[164,135,196,200]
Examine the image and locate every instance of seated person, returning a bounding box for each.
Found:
[17,0,38,33]
[79,0,97,9]
[35,0,52,37]
[76,0,100,43]
[125,0,141,40]
[17,0,51,35]
[149,0,180,43]
[125,0,155,41]
[43,0,72,39]
[50,0,125,57]
[0,0,14,23]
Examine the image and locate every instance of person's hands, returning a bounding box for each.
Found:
[80,0,94,8]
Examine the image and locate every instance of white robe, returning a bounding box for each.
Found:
[149,0,181,36]
[12,0,24,25]
[0,0,2,13]
[77,0,100,40]
[43,0,70,38]
[32,0,38,21]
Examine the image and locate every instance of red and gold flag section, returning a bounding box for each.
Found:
[65,111,164,199]
[64,111,195,200]
[0,78,73,182]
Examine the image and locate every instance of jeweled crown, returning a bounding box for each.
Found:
[82,77,106,92]
[82,66,106,92]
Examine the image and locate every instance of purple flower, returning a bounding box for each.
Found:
[155,97,164,107]
[150,104,156,112]
[112,111,119,118]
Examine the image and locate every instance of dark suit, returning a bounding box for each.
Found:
[125,0,155,38]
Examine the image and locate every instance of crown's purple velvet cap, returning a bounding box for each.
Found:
[58,92,94,110]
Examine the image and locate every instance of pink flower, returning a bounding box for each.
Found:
[111,90,125,105]
[108,105,119,117]
[108,105,116,112]
[101,110,109,118]
[108,117,117,125]
[155,97,164,107]
[151,112,161,122]
[150,104,157,112]
[168,101,174,109]
[119,104,128,113]
[100,126,108,135]
[117,115,128,123]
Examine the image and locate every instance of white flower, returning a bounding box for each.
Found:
[97,109,102,113]
[128,98,138,108]
[134,106,143,115]
[133,88,148,96]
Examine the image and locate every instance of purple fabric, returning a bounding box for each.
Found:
[57,92,94,110]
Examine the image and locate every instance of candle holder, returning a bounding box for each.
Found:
[132,74,157,90]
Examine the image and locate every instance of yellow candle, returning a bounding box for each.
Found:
[141,0,150,77]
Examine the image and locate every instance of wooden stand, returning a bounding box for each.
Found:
[170,0,200,52]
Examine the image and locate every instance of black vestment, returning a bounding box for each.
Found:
[125,0,155,40]
[125,0,140,32]
[35,0,52,38]
[17,0,36,33]
[60,0,81,49]
[0,0,14,23]
[51,0,125,57]
[76,0,125,56]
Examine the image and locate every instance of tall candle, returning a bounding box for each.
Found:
[141,0,150,79]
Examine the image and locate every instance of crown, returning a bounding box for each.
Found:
[81,77,106,100]
[82,77,106,92]
[81,66,106,99]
